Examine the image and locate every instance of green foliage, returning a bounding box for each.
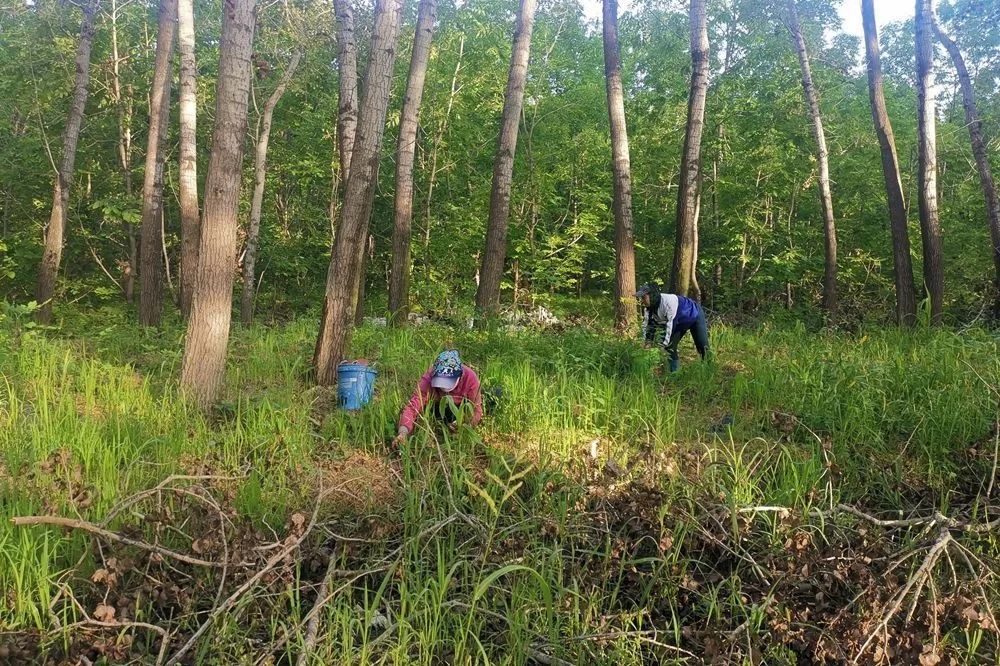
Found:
[3,0,1000,321]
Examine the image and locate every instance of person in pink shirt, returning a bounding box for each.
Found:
[394,349,483,446]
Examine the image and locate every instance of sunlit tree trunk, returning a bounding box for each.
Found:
[241,50,301,327]
[474,0,538,319]
[179,0,256,406]
[786,0,837,319]
[314,0,404,385]
[602,0,636,332]
[388,0,437,326]
[862,0,917,327]
[934,17,1000,318]
[916,0,944,323]
[139,0,178,326]
[36,0,99,324]
[318,0,359,336]
[671,0,708,301]
[178,0,200,318]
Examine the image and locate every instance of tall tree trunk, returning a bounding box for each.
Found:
[35,0,99,324]
[474,0,538,319]
[786,0,837,318]
[334,0,358,182]
[317,0,360,337]
[388,0,437,326]
[241,50,302,327]
[602,0,636,332]
[862,0,917,327]
[177,0,200,318]
[139,0,178,327]
[933,18,1000,318]
[314,0,404,385]
[916,0,944,323]
[109,0,137,304]
[179,0,256,406]
[670,0,709,300]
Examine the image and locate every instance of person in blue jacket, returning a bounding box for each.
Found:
[636,283,710,372]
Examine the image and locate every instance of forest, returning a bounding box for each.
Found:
[2,0,1000,663]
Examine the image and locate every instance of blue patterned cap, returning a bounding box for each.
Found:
[431,350,463,390]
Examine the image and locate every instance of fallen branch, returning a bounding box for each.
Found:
[296,556,340,666]
[165,490,329,666]
[59,619,170,666]
[853,527,953,663]
[11,516,225,568]
[524,645,574,666]
[737,502,1000,533]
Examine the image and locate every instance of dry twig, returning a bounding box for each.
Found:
[11,515,226,568]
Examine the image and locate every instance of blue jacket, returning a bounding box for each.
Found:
[643,293,700,346]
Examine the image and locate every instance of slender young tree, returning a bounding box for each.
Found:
[139,0,178,326]
[916,0,944,323]
[422,35,464,264]
[671,0,709,301]
[388,0,437,326]
[862,0,917,326]
[35,0,100,324]
[177,0,200,318]
[179,0,256,406]
[314,0,404,385]
[934,17,1000,318]
[475,0,538,318]
[108,0,137,303]
[241,50,302,327]
[602,0,636,332]
[786,0,837,318]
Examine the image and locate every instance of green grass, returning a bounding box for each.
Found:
[1,305,998,663]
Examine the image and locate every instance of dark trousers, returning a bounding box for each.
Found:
[661,309,710,372]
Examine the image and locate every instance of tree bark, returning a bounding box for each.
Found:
[388,0,437,326]
[602,0,636,332]
[933,17,1000,318]
[35,0,99,324]
[334,0,358,182]
[862,0,917,327]
[670,0,709,301]
[916,0,944,323]
[316,0,360,338]
[241,50,302,327]
[314,0,404,385]
[177,0,200,318]
[138,0,178,326]
[179,0,256,406]
[786,0,837,319]
[474,0,538,319]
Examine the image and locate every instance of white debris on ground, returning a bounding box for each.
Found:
[503,305,562,331]
[363,312,432,327]
[366,307,561,330]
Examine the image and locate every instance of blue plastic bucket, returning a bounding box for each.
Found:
[337,362,377,410]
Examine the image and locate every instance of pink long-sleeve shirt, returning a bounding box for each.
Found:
[398,364,482,432]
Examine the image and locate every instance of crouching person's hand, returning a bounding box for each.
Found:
[393,426,408,448]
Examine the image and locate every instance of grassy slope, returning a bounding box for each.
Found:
[1,306,998,663]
